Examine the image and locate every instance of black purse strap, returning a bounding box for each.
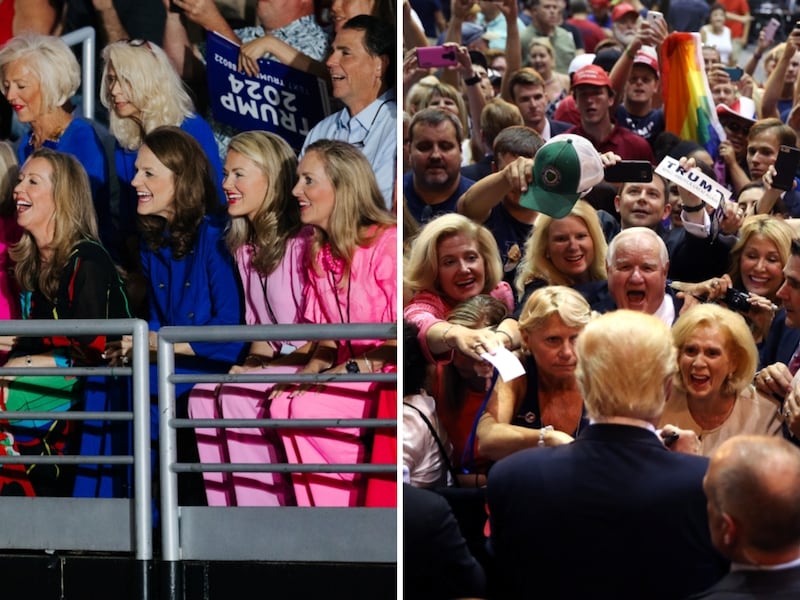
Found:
[403,401,461,488]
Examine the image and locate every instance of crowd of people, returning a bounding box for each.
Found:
[0,1,398,510]
[403,0,800,597]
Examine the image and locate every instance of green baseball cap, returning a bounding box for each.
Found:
[520,134,604,218]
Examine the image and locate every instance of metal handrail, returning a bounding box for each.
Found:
[157,322,397,565]
[0,319,150,562]
[60,26,96,121]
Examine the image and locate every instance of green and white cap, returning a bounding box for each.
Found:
[520,134,604,218]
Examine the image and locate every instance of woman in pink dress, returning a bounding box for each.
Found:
[187,131,310,506]
[269,139,397,507]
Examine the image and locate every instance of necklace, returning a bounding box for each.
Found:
[258,272,279,325]
[327,262,356,361]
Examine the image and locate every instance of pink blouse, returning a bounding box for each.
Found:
[236,227,311,354]
[303,225,397,363]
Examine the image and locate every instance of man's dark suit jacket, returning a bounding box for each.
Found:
[759,310,800,369]
[549,118,572,137]
[403,484,487,600]
[689,564,800,599]
[487,424,728,599]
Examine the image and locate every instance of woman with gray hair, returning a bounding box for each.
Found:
[659,303,782,456]
[0,33,114,254]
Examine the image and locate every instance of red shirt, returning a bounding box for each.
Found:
[567,17,608,53]
[567,123,656,163]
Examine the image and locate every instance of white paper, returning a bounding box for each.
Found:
[480,347,526,382]
[654,156,731,209]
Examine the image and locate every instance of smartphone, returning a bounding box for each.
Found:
[416,46,459,69]
[604,160,653,183]
[169,0,184,13]
[647,10,664,24]
[772,145,800,191]
[723,66,744,81]
[763,17,781,44]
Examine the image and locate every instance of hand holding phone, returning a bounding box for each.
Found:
[763,17,781,44]
[604,160,653,183]
[723,66,744,81]
[416,45,459,69]
[771,145,800,191]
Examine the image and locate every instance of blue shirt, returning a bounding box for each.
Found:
[141,215,245,370]
[302,89,397,208]
[403,171,475,225]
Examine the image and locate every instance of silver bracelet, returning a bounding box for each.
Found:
[496,329,514,349]
[441,324,456,349]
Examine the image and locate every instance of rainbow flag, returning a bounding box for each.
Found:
[661,32,725,153]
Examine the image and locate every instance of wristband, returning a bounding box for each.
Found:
[464,73,481,86]
[682,203,705,213]
[245,354,267,368]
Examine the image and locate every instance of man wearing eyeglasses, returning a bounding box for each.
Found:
[301,15,396,209]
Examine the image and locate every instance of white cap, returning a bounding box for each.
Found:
[568,53,596,75]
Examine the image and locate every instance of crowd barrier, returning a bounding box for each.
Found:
[157,322,397,600]
[0,319,152,596]
[0,320,397,600]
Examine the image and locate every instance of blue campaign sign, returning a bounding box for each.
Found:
[206,31,331,151]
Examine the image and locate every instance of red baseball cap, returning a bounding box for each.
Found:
[572,64,612,89]
[590,0,610,6]
[632,48,659,77]
[611,2,638,21]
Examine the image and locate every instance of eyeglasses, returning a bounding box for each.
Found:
[351,99,391,149]
[722,120,751,135]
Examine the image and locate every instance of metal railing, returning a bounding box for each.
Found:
[0,319,151,596]
[157,322,397,572]
[0,320,397,599]
[61,26,96,121]
[157,322,397,599]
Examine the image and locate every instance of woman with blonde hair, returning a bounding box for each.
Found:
[659,303,782,456]
[0,33,114,255]
[477,286,593,462]
[675,215,794,343]
[0,149,130,496]
[187,130,311,507]
[100,39,223,288]
[265,139,397,507]
[515,200,608,306]
[404,213,518,363]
